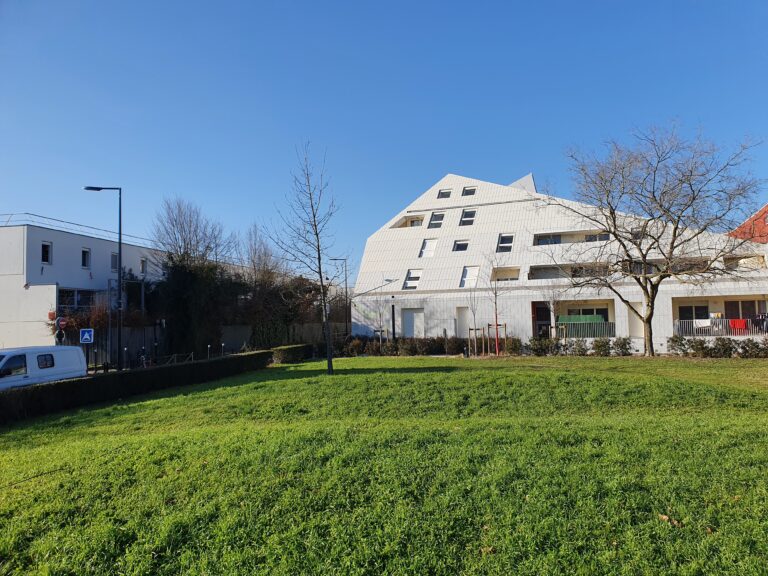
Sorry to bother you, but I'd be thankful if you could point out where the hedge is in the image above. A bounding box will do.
[272,344,313,364]
[0,350,273,425]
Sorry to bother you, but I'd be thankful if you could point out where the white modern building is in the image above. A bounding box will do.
[352,174,768,351]
[0,215,157,348]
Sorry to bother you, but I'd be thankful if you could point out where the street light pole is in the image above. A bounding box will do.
[84,186,123,370]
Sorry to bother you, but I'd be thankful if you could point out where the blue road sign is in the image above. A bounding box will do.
[80,328,94,344]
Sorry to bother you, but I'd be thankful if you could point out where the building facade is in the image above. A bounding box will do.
[352,174,768,352]
[0,220,156,348]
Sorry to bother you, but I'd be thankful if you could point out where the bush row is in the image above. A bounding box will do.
[343,336,468,357]
[0,350,273,425]
[272,344,313,364]
[339,336,634,357]
[667,335,768,358]
[527,337,633,357]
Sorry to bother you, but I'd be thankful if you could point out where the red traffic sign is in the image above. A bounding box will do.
[55,317,68,330]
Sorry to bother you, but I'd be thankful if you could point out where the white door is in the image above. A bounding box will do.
[401,308,425,338]
[456,306,470,338]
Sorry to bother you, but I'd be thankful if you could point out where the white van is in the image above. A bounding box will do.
[0,346,87,391]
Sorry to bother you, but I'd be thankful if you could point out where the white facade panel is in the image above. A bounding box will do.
[353,173,768,351]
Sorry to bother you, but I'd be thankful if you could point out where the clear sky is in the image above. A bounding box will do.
[1,1,766,278]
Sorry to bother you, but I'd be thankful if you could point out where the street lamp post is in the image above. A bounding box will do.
[330,257,349,338]
[84,186,123,370]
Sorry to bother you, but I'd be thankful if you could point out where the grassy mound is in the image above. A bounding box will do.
[2,357,768,574]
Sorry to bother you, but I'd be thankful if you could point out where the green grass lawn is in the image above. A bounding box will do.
[2,357,768,575]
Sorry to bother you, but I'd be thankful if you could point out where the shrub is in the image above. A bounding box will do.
[366,339,382,356]
[382,340,399,356]
[592,338,612,357]
[446,337,467,356]
[272,344,313,364]
[613,337,633,356]
[397,338,418,356]
[570,338,589,356]
[529,337,557,356]
[415,337,444,356]
[505,337,523,356]
[762,337,768,358]
[0,350,273,425]
[345,338,366,357]
[688,338,710,358]
[710,337,736,358]
[667,335,690,356]
[738,338,762,359]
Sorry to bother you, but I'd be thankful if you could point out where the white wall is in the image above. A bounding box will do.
[24,225,157,289]
[352,173,768,351]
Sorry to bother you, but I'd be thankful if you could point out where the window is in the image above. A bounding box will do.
[418,239,436,258]
[631,227,646,241]
[496,234,514,253]
[461,187,476,196]
[111,253,119,272]
[725,300,765,319]
[459,266,479,288]
[41,242,52,264]
[77,290,94,307]
[140,258,148,275]
[81,248,91,269]
[437,189,452,199]
[0,354,27,377]
[37,354,55,369]
[585,233,609,242]
[427,212,445,229]
[567,307,609,321]
[59,289,75,307]
[409,218,422,227]
[679,305,709,321]
[453,240,469,252]
[492,267,520,282]
[571,264,609,278]
[459,209,476,226]
[534,234,561,246]
[402,269,422,290]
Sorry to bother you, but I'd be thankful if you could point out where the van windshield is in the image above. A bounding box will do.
[0,355,4,364]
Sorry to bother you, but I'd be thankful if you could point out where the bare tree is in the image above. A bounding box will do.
[151,197,237,267]
[483,253,517,355]
[464,279,481,355]
[241,223,283,285]
[271,143,339,374]
[549,128,761,355]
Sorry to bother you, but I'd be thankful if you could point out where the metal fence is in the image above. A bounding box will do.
[556,322,616,339]
[674,318,768,338]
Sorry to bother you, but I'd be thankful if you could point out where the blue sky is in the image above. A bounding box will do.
[1,1,766,276]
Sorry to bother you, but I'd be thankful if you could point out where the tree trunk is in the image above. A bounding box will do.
[643,309,655,357]
[494,301,500,356]
[322,299,334,375]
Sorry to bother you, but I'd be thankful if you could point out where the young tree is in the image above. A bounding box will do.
[464,280,481,355]
[483,253,515,355]
[272,143,339,374]
[550,128,761,355]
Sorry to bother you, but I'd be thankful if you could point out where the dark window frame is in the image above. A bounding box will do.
[37,354,55,369]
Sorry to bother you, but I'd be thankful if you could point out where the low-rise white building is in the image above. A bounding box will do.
[352,174,768,352]
[0,215,156,348]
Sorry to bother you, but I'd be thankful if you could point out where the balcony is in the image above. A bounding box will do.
[556,320,616,339]
[674,318,768,338]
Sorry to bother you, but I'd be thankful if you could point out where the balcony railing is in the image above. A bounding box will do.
[556,321,616,339]
[674,318,768,338]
